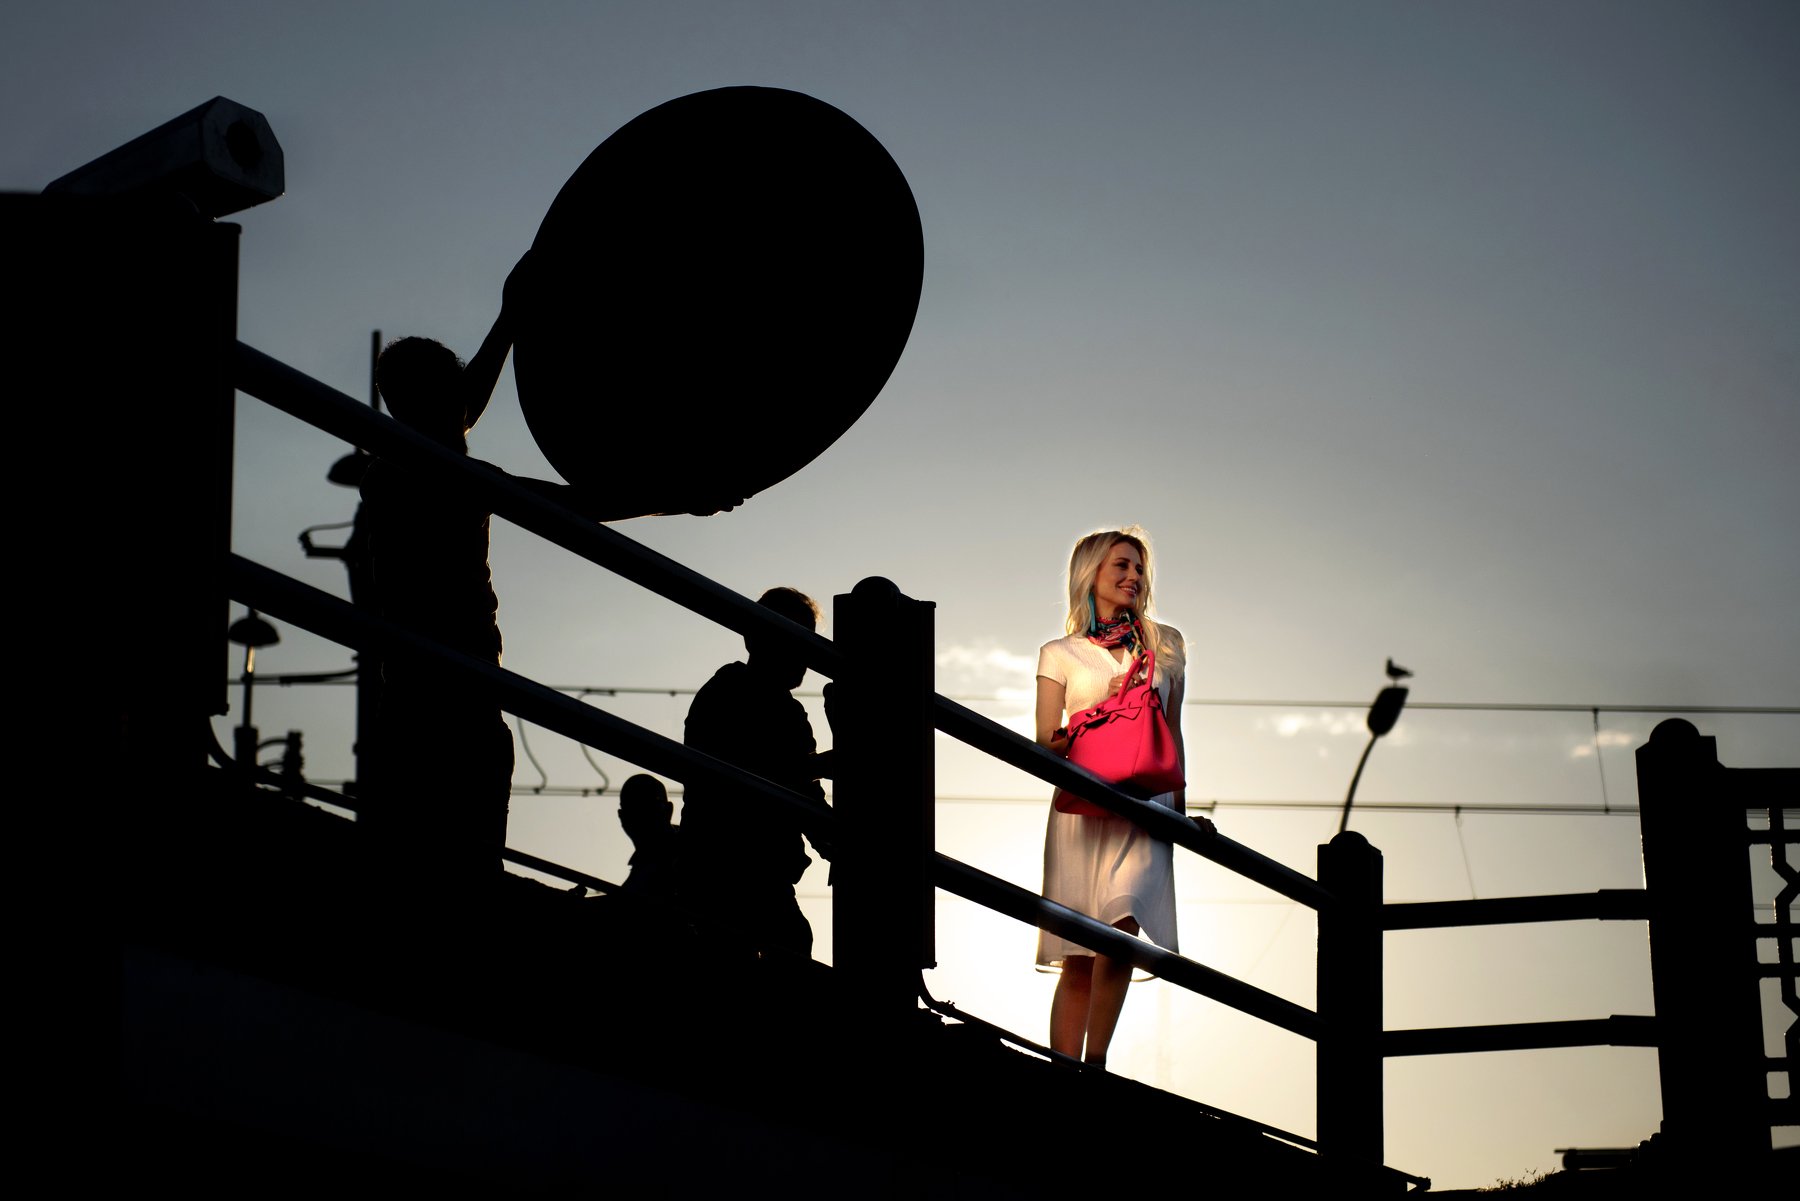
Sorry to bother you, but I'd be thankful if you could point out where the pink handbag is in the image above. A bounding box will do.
[1053,638,1185,816]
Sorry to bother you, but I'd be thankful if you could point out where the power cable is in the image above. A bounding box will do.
[1591,707,1612,815]
[573,690,613,793]
[220,675,1800,716]
[1453,807,1478,900]
[1242,901,1300,979]
[298,777,1680,818]
[940,795,1651,817]
[512,718,551,793]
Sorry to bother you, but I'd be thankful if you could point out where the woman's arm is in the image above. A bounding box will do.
[1036,676,1070,755]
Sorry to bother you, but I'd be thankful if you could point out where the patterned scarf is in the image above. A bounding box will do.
[1086,602,1139,652]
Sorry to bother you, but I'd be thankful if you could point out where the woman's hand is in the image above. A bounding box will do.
[1103,654,1150,695]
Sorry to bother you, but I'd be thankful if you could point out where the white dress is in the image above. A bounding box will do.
[1036,626,1185,968]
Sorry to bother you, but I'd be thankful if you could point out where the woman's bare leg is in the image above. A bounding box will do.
[1082,917,1141,1066]
[1050,956,1094,1057]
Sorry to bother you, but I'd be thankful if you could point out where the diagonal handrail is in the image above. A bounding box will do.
[228,345,1344,1100]
[234,341,840,676]
[933,696,1335,911]
[931,853,1322,1039]
[228,552,1328,1042]
[234,340,1333,915]
[228,554,833,830]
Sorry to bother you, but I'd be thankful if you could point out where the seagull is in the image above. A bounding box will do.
[1386,658,1414,682]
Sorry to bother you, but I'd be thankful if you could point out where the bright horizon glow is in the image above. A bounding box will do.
[253,665,1795,1178]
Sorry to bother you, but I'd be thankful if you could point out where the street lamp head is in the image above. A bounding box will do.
[1367,685,1409,738]
[228,609,279,649]
[326,451,371,487]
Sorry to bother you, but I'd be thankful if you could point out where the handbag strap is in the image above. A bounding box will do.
[1111,618,1156,700]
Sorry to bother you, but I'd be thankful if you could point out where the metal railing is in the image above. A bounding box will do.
[228,340,1790,1181]
[233,348,1331,1008]
[230,341,1360,1159]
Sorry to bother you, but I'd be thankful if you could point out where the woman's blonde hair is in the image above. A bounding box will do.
[1063,526,1174,668]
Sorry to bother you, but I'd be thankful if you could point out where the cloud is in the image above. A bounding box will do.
[1568,730,1634,759]
[1258,712,1365,739]
[936,640,1037,699]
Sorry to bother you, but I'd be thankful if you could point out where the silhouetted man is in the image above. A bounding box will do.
[680,587,834,958]
[361,262,739,879]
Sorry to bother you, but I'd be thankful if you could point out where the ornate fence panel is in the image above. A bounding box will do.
[1637,719,1798,1159]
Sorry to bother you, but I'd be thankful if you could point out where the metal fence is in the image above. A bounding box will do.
[226,340,1797,1181]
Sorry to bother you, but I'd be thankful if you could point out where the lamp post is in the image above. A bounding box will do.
[227,608,279,768]
[296,329,381,799]
[1338,660,1412,834]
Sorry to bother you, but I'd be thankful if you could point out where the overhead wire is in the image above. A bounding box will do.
[573,691,613,793]
[221,674,1800,716]
[1453,807,1478,899]
[296,776,1667,818]
[229,681,1793,845]
[511,718,551,793]
[1591,707,1613,815]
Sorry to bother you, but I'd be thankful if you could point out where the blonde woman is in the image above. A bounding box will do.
[1036,527,1206,1067]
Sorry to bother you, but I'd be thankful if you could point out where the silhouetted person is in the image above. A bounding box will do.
[360,327,512,878]
[617,773,681,906]
[680,587,834,959]
[361,260,740,879]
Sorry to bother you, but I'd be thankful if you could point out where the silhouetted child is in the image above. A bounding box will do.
[617,773,681,905]
[360,329,513,879]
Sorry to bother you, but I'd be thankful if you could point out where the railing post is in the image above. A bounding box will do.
[1636,719,1768,1165]
[833,577,936,1019]
[15,192,239,787]
[1318,830,1384,1169]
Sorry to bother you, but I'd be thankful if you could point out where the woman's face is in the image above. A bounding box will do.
[1092,540,1145,619]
